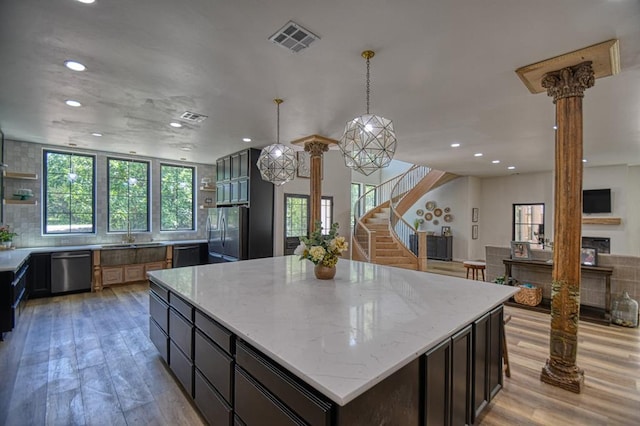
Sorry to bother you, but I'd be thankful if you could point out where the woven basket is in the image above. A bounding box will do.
[514,285,542,306]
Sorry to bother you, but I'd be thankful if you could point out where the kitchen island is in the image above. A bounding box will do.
[147,256,517,425]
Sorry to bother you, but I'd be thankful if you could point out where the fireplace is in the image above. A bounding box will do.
[582,236,610,254]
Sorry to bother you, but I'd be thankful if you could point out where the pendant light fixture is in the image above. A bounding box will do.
[339,50,397,176]
[257,99,297,185]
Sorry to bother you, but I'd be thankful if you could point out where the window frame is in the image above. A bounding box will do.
[159,163,196,232]
[512,203,545,248]
[43,149,96,235]
[107,157,151,233]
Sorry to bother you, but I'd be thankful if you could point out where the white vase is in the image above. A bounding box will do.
[1,241,12,249]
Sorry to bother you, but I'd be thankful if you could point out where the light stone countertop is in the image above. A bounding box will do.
[148,256,518,405]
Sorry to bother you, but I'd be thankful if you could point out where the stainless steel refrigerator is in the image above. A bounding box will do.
[207,206,249,262]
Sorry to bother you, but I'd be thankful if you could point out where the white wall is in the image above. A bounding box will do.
[479,164,639,256]
[273,150,352,257]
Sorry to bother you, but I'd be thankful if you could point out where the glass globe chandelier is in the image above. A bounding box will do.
[339,50,397,176]
[257,99,297,185]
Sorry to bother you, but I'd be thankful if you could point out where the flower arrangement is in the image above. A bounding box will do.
[0,225,17,242]
[294,221,348,267]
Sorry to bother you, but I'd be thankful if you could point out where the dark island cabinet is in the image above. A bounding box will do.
[27,252,51,298]
[148,280,505,426]
[0,259,29,339]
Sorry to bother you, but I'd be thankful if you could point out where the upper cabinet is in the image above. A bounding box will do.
[216,148,266,206]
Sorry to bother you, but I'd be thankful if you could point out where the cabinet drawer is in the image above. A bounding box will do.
[149,280,168,302]
[170,293,193,321]
[195,310,233,354]
[145,261,165,273]
[236,342,332,426]
[194,329,233,403]
[124,264,145,282]
[170,341,193,397]
[149,291,168,334]
[102,266,123,286]
[169,308,193,358]
[235,366,303,426]
[149,317,169,363]
[194,370,232,426]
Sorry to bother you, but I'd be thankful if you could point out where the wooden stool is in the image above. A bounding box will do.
[463,260,486,281]
[503,314,512,378]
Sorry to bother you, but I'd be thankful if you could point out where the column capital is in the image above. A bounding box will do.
[304,141,329,157]
[541,61,595,103]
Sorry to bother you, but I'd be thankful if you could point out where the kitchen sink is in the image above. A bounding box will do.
[100,242,166,249]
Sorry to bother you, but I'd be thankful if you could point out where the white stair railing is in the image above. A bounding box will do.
[388,166,432,255]
[352,165,428,261]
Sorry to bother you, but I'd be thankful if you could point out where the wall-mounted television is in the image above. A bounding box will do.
[583,188,611,214]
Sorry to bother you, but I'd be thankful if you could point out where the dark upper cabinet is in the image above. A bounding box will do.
[27,253,51,298]
[216,148,269,207]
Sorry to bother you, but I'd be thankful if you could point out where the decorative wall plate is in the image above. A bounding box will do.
[444,207,451,213]
[419,218,424,223]
[425,201,436,211]
[433,219,439,225]
[434,208,443,217]
[425,212,433,221]
[416,209,424,216]
[444,214,453,223]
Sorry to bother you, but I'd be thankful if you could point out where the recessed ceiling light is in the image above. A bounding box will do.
[507,166,516,170]
[76,0,95,4]
[68,143,77,147]
[65,99,82,107]
[582,159,588,163]
[553,125,558,130]
[91,132,102,137]
[180,146,192,151]
[450,143,460,148]
[474,153,483,157]
[64,60,86,71]
[492,160,500,164]
[242,138,252,143]
[169,122,183,128]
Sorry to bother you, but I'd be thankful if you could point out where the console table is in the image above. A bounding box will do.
[503,258,613,324]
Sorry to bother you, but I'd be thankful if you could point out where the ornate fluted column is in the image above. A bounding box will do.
[539,62,595,393]
[292,135,338,233]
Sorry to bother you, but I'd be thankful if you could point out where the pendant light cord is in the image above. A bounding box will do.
[366,56,370,115]
[276,101,280,143]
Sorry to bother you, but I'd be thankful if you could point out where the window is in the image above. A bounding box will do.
[513,203,545,248]
[160,164,195,231]
[43,150,95,234]
[351,183,361,227]
[364,184,377,212]
[320,196,334,235]
[108,158,150,232]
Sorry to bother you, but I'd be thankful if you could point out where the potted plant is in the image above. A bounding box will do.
[0,225,17,248]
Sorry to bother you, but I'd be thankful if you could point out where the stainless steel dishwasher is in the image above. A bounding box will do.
[51,251,92,294]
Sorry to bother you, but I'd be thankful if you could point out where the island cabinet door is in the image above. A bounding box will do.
[472,313,490,423]
[488,306,504,400]
[194,329,234,403]
[194,369,233,426]
[451,325,472,426]
[235,341,333,426]
[424,338,451,426]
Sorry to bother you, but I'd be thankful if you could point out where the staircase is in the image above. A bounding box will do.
[352,166,458,271]
[363,207,417,270]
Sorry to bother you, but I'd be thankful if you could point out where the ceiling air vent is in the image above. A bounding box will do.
[269,21,320,53]
[180,111,208,123]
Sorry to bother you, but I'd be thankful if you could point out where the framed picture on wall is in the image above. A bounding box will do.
[471,224,478,240]
[297,151,311,178]
[472,207,479,222]
[580,247,597,266]
[441,226,451,236]
[510,241,531,259]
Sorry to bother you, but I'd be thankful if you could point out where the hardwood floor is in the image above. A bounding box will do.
[1,279,638,425]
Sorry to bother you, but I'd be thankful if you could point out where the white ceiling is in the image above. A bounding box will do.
[1,0,639,177]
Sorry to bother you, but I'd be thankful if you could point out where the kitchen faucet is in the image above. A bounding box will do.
[123,220,135,243]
